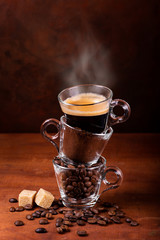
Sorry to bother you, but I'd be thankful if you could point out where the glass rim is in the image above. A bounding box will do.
[58,84,113,107]
[60,115,113,137]
[53,155,106,170]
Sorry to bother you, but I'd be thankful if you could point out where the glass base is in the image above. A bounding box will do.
[62,196,99,209]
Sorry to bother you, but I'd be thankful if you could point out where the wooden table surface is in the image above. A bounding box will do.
[0,133,160,240]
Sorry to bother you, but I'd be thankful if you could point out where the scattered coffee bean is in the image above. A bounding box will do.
[26,214,34,220]
[41,211,48,217]
[35,228,47,233]
[39,219,49,225]
[15,206,24,212]
[53,204,59,210]
[97,219,107,226]
[46,212,53,219]
[110,216,122,224]
[77,220,86,226]
[9,198,18,203]
[125,217,132,223]
[58,208,64,214]
[56,227,64,234]
[9,207,15,212]
[63,220,72,226]
[61,224,70,232]
[24,204,33,210]
[49,209,58,215]
[32,212,41,218]
[108,210,116,216]
[56,217,63,223]
[77,230,88,236]
[75,210,84,218]
[116,210,125,218]
[14,220,24,226]
[35,210,41,215]
[90,208,99,214]
[130,220,139,226]
[87,218,97,224]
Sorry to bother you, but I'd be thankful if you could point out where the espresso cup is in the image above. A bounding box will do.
[58,84,131,133]
[53,155,123,208]
[40,115,113,165]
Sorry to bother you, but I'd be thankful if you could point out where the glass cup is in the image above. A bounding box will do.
[53,155,123,208]
[41,115,113,165]
[58,84,131,133]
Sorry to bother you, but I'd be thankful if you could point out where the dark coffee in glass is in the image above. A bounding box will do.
[62,93,109,133]
[58,84,131,134]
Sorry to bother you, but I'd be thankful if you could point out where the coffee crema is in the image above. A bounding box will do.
[61,93,109,116]
[60,93,110,133]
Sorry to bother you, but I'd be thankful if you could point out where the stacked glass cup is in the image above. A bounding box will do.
[41,84,131,208]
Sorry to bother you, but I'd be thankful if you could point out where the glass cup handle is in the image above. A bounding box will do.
[100,166,123,196]
[109,99,131,126]
[40,118,60,152]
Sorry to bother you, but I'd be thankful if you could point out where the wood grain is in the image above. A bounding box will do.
[0,133,160,239]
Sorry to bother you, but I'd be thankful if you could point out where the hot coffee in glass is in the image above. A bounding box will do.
[62,92,109,133]
[58,84,131,134]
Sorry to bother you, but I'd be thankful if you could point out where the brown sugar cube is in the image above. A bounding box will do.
[35,188,54,209]
[18,190,37,207]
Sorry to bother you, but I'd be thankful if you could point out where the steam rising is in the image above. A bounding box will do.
[63,38,116,88]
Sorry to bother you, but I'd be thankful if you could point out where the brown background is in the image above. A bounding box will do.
[0,0,159,133]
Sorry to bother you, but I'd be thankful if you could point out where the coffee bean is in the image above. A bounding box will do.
[14,220,24,226]
[26,214,34,220]
[38,208,46,212]
[87,171,93,177]
[9,198,18,203]
[41,211,48,217]
[63,220,72,226]
[56,227,64,234]
[35,210,41,215]
[32,212,41,218]
[57,200,64,207]
[90,208,99,214]
[75,211,84,218]
[81,216,88,221]
[97,219,107,226]
[125,217,132,223]
[35,228,47,233]
[110,216,121,224]
[87,218,97,224]
[15,206,24,212]
[56,217,63,223]
[39,219,49,225]
[66,185,74,191]
[53,204,59,210]
[46,212,53,219]
[62,225,70,232]
[97,207,106,212]
[77,230,88,236]
[116,210,125,218]
[108,210,116,216]
[24,204,33,210]
[84,181,92,188]
[58,208,64,214]
[69,216,77,222]
[77,220,86,226]
[72,182,77,187]
[130,220,139,226]
[56,222,62,227]
[49,209,58,215]
[9,207,15,212]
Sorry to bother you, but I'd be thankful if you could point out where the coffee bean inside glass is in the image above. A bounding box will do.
[58,85,111,133]
[58,84,131,133]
